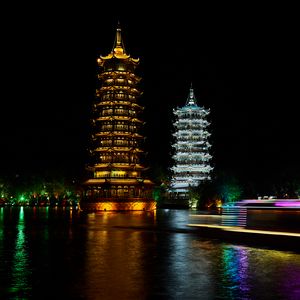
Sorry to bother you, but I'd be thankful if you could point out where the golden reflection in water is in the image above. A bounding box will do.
[84,213,148,299]
[152,209,157,225]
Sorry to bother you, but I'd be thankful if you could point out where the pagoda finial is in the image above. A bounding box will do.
[112,21,126,55]
[186,83,197,105]
[99,22,138,63]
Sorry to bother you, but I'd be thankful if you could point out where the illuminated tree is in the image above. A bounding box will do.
[217,175,243,203]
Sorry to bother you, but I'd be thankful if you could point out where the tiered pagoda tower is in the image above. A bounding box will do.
[81,24,155,211]
[169,85,213,204]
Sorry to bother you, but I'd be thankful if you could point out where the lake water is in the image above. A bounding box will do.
[0,207,300,299]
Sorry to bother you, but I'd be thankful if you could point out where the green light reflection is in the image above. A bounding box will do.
[10,207,31,297]
[221,245,250,299]
[0,207,3,259]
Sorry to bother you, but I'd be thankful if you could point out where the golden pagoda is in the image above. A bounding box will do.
[81,24,156,211]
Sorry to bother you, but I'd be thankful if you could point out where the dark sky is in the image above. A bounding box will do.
[0,4,299,187]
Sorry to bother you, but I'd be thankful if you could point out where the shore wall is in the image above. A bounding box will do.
[80,200,156,211]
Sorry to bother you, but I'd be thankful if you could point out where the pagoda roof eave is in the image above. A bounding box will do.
[95,132,144,138]
[98,55,139,64]
[94,146,144,153]
[96,116,143,122]
[84,178,154,185]
[94,163,145,170]
[94,147,143,152]
[98,71,141,80]
[95,102,144,110]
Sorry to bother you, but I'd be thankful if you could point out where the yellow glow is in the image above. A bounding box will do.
[111,171,126,177]
[81,201,156,211]
[95,171,110,178]
[187,224,300,237]
[215,199,222,208]
[190,215,222,218]
[226,227,300,237]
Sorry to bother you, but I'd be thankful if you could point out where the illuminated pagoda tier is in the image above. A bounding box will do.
[169,85,213,205]
[81,24,155,211]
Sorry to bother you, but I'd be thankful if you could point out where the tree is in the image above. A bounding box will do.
[217,174,243,203]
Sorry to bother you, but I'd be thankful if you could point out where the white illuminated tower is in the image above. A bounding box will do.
[169,85,213,202]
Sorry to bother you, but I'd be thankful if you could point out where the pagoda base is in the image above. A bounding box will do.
[80,198,156,211]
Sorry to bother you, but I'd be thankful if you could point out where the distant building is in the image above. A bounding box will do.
[81,24,155,211]
[169,85,213,205]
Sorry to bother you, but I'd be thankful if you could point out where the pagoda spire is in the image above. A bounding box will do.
[112,21,126,55]
[99,22,139,63]
[186,83,197,106]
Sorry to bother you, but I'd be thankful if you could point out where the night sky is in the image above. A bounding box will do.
[1,4,299,189]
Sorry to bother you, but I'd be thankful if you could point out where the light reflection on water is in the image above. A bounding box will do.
[221,245,250,299]
[10,207,31,297]
[0,207,299,299]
